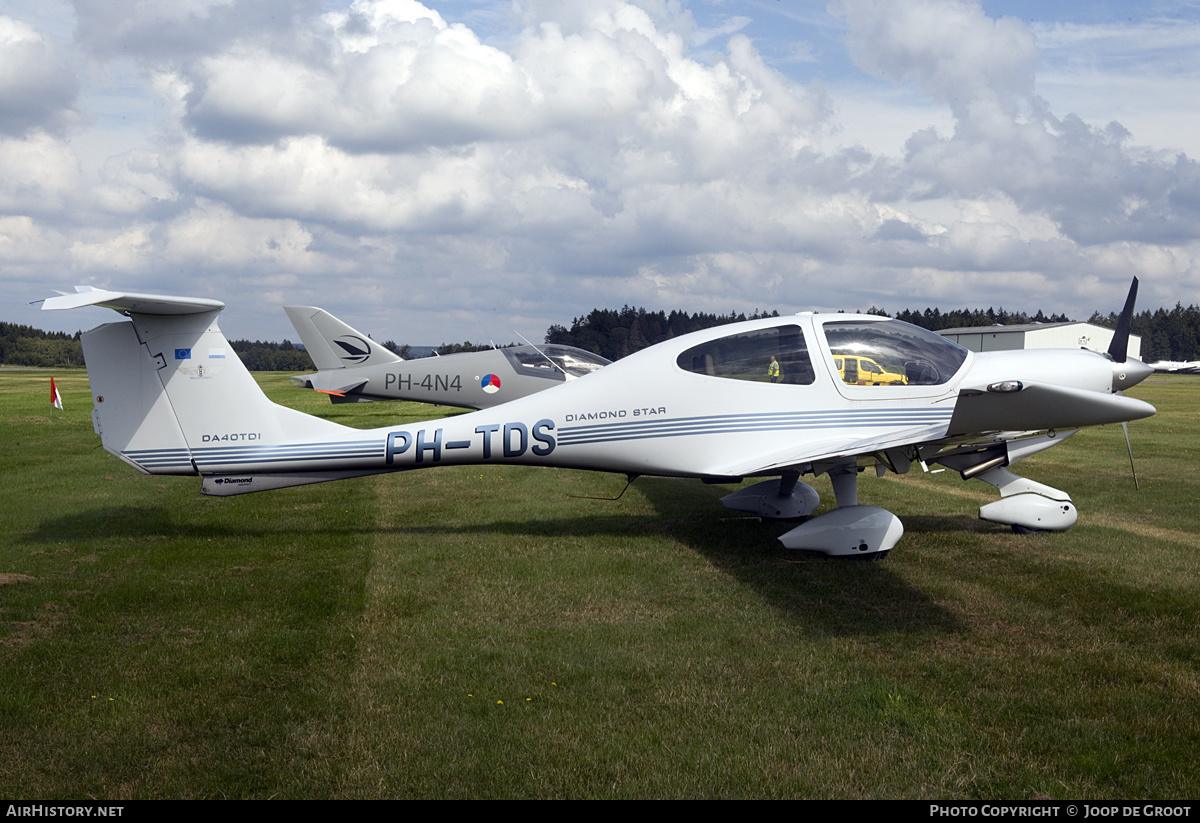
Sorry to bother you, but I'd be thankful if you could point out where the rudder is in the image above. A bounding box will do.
[81,319,194,474]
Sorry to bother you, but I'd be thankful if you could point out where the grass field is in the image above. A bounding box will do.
[1,367,1197,799]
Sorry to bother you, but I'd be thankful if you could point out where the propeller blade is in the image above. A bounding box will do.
[1107,277,1139,364]
[1122,420,1140,491]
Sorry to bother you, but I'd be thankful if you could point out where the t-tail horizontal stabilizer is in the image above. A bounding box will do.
[42,286,224,315]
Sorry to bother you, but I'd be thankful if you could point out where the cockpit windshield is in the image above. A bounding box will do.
[503,345,611,380]
[821,319,968,386]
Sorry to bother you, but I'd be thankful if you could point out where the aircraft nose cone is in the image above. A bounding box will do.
[1113,357,1153,392]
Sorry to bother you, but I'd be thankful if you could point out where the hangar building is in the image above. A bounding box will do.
[938,322,1142,359]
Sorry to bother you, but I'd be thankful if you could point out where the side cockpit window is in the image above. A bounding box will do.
[822,320,968,387]
[676,324,815,385]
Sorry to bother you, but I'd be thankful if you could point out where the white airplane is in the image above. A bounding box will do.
[42,281,1155,559]
[283,305,610,409]
[1148,360,1200,374]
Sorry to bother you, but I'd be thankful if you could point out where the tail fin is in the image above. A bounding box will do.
[45,288,352,478]
[283,306,402,371]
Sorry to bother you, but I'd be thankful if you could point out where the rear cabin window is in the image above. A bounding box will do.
[676,324,815,385]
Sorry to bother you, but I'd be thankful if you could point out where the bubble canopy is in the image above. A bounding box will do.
[502,344,611,380]
[675,317,969,388]
[820,319,969,386]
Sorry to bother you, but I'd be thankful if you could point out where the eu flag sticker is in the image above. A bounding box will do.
[175,348,192,360]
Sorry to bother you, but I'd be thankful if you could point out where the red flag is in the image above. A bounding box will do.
[50,377,63,410]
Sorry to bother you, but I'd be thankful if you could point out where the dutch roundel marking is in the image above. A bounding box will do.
[480,374,502,394]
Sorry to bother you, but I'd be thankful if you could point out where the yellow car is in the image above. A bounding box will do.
[833,355,908,386]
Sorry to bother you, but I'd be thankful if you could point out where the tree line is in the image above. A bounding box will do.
[545,306,780,361]
[229,339,314,371]
[0,323,318,371]
[886,307,1072,330]
[545,304,1200,363]
[0,322,85,367]
[6,303,1200,368]
[1092,304,1200,364]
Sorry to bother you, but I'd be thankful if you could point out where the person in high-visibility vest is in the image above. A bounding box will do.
[768,356,780,383]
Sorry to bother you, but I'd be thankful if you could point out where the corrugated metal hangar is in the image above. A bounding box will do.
[939,322,1142,359]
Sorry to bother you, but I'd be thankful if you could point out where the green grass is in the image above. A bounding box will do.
[1,368,1197,798]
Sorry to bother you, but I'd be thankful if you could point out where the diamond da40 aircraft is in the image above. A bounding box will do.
[43,281,1155,558]
[284,305,610,409]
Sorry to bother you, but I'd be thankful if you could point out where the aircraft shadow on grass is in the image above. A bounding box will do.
[26,480,966,638]
[31,490,1189,653]
[631,476,970,637]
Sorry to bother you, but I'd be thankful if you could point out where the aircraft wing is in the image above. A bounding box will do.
[709,421,954,478]
[41,286,224,315]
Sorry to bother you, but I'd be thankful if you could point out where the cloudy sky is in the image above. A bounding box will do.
[5,0,1200,345]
